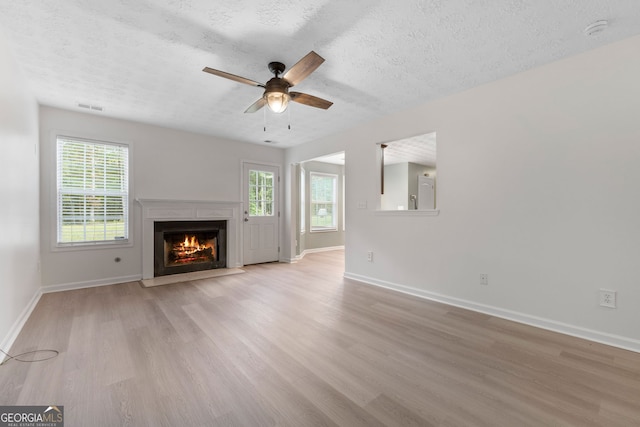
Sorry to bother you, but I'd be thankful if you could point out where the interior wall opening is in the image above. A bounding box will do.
[379,132,437,211]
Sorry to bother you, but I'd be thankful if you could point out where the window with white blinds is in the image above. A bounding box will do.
[56,136,129,245]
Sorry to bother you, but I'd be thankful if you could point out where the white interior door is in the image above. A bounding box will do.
[243,162,279,264]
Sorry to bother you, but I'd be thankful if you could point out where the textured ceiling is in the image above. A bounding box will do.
[308,132,437,166]
[1,1,639,148]
[385,132,437,167]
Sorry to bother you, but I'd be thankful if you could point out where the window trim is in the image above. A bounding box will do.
[310,172,338,232]
[342,174,345,231]
[52,132,133,251]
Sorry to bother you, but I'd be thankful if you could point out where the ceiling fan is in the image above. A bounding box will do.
[203,51,333,114]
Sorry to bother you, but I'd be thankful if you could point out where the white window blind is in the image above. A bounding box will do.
[56,136,129,245]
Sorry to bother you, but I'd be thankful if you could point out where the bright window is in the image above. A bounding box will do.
[342,175,345,231]
[56,136,129,245]
[249,170,275,216]
[310,172,337,231]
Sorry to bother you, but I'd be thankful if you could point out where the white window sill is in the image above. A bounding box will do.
[310,228,338,233]
[52,239,132,252]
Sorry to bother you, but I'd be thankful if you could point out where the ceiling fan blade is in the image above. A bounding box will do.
[203,67,264,87]
[282,51,325,86]
[290,92,333,109]
[244,98,267,113]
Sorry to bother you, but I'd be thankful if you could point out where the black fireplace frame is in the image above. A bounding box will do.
[154,220,227,277]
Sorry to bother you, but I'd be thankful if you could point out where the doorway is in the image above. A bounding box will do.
[296,152,345,260]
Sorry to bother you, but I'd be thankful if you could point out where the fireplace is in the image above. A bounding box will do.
[154,220,226,277]
[138,199,241,280]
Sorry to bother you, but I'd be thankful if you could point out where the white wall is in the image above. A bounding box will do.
[286,35,640,351]
[0,34,41,353]
[39,107,284,289]
[381,163,408,210]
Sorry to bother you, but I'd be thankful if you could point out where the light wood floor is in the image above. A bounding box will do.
[1,250,639,426]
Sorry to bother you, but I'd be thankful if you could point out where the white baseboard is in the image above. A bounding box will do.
[41,274,142,294]
[281,246,344,264]
[344,272,640,354]
[301,246,344,258]
[303,245,344,255]
[0,289,42,363]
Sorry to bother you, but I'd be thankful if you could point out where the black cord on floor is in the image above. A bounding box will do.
[0,348,59,366]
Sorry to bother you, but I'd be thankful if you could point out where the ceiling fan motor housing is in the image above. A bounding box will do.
[264,77,290,95]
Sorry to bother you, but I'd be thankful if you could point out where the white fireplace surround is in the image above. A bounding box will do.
[137,199,243,279]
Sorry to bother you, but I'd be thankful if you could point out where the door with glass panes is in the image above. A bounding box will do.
[243,162,279,264]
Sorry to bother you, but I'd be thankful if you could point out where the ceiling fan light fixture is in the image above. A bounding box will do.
[265,90,290,113]
[264,77,291,113]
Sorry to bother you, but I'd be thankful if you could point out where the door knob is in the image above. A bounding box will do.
[244,218,249,222]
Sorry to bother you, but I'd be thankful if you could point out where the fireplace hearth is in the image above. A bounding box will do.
[154,220,226,277]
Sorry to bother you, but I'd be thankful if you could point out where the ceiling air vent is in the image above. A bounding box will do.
[77,103,104,112]
[584,20,608,36]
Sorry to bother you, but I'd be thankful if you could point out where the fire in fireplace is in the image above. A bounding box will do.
[166,233,216,266]
[154,220,226,277]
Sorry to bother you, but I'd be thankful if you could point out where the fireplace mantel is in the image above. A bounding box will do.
[137,199,242,279]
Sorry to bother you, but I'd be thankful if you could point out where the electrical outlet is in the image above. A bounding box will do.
[599,289,617,308]
[367,251,373,262]
[480,274,489,285]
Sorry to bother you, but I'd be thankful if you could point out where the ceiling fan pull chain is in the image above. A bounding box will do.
[288,106,291,130]
[264,106,267,132]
